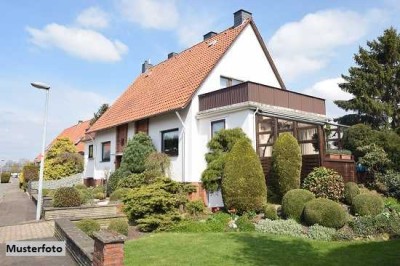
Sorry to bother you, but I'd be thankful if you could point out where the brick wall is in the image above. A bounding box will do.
[44,204,119,220]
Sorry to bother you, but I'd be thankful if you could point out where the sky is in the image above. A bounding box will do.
[1,0,399,161]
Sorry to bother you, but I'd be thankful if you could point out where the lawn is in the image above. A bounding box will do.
[125,232,400,266]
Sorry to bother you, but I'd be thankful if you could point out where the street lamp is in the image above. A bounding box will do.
[0,159,4,179]
[31,82,50,221]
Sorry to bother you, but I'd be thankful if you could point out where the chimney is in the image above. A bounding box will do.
[203,31,217,40]
[78,120,83,124]
[234,9,252,27]
[141,60,153,73]
[168,52,177,59]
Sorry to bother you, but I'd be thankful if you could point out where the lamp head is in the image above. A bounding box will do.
[31,82,50,90]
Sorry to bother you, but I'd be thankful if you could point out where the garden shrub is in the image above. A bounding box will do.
[18,172,24,188]
[282,189,315,221]
[108,219,129,236]
[117,173,147,189]
[76,219,100,237]
[78,188,93,205]
[344,182,360,205]
[93,185,105,194]
[303,198,347,229]
[384,197,400,213]
[1,172,11,183]
[302,167,344,201]
[42,189,53,197]
[357,144,391,175]
[352,193,384,216]
[307,224,336,241]
[263,204,278,220]
[107,168,129,195]
[170,213,231,233]
[201,128,249,192]
[270,133,302,200]
[342,124,376,159]
[186,200,205,216]
[123,177,190,232]
[333,226,355,241]
[375,170,400,200]
[222,139,267,213]
[236,215,255,232]
[74,184,87,190]
[349,211,400,238]
[144,152,171,177]
[94,192,106,200]
[255,219,306,238]
[22,164,39,183]
[53,187,81,207]
[109,188,131,201]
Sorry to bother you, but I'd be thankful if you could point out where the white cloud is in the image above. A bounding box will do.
[117,0,179,30]
[27,23,128,62]
[176,13,216,47]
[268,9,383,81]
[303,77,353,118]
[76,6,110,29]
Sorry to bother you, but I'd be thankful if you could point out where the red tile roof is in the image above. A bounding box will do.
[88,20,252,132]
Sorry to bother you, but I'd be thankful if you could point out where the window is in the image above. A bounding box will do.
[211,120,225,137]
[162,129,179,156]
[101,141,111,162]
[220,76,242,88]
[88,145,93,159]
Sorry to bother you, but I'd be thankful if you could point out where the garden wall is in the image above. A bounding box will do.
[43,204,121,220]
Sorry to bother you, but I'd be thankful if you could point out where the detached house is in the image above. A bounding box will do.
[84,10,355,206]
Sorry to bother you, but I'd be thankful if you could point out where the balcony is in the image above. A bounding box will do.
[198,81,325,115]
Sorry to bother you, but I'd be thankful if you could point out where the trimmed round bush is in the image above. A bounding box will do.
[76,219,100,237]
[271,133,302,200]
[303,198,347,229]
[352,193,384,216]
[1,172,11,183]
[222,139,267,213]
[344,182,360,205]
[53,187,81,207]
[109,188,131,201]
[263,204,278,220]
[108,219,129,236]
[302,167,344,201]
[282,189,315,221]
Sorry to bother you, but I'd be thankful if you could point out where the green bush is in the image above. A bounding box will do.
[342,124,376,159]
[108,219,129,236]
[170,213,231,233]
[255,219,306,238]
[1,172,11,183]
[352,193,384,216]
[263,204,278,220]
[375,170,400,200]
[110,188,131,201]
[107,168,129,195]
[145,152,171,177]
[358,144,391,175]
[303,198,347,229]
[222,139,267,213]
[333,226,355,241]
[349,211,400,238]
[117,173,147,189]
[74,184,87,190]
[42,189,55,197]
[270,133,302,201]
[236,215,255,232]
[384,197,400,213]
[78,188,93,205]
[344,182,360,205]
[186,200,205,216]
[76,219,101,237]
[307,224,336,241]
[22,164,39,183]
[92,185,105,194]
[201,128,250,192]
[94,192,106,200]
[53,187,81,207]
[282,189,315,222]
[302,167,344,201]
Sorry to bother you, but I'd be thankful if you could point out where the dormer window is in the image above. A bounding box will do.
[220,76,242,88]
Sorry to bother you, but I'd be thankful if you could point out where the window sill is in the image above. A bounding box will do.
[100,160,110,163]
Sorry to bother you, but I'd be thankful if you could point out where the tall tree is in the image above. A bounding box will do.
[335,27,400,130]
[90,103,109,125]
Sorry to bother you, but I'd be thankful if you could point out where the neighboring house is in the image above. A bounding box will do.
[35,120,90,164]
[84,10,354,206]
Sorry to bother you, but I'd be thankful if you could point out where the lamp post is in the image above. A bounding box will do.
[31,82,50,221]
[0,159,4,178]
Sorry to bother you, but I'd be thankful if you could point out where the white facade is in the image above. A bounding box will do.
[83,23,282,187]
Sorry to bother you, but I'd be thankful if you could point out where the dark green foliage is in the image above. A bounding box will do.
[22,164,39,182]
[108,219,129,236]
[1,172,11,183]
[122,177,190,232]
[302,167,344,201]
[282,189,315,221]
[236,215,255,232]
[76,219,101,237]
[335,28,400,130]
[117,173,147,189]
[107,168,127,195]
[186,200,205,216]
[44,137,83,180]
[350,211,400,238]
[53,187,81,207]
[358,145,391,174]
[201,128,250,192]
[342,124,377,158]
[263,204,278,220]
[271,133,302,200]
[170,213,231,233]
[222,139,267,213]
[90,103,109,125]
[119,132,156,174]
[352,193,384,216]
[344,182,360,205]
[384,197,400,213]
[109,188,132,201]
[303,198,347,229]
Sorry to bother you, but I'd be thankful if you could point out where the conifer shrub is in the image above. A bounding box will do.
[53,187,81,207]
[352,193,384,216]
[270,133,302,200]
[110,188,131,201]
[344,182,360,205]
[302,167,344,201]
[107,168,129,195]
[303,198,347,229]
[222,139,267,213]
[186,200,205,216]
[282,189,315,221]
[108,219,129,236]
[76,219,100,237]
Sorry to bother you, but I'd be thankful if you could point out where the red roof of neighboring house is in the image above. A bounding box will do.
[89,19,256,132]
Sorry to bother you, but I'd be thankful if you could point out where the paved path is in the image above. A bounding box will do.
[0,221,54,243]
